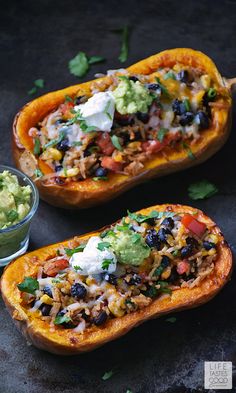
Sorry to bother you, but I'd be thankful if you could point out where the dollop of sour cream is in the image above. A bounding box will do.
[69,236,117,275]
[74,91,115,132]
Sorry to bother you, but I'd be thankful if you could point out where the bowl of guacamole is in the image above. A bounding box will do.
[0,165,39,266]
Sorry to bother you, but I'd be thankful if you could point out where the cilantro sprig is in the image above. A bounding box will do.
[127,210,174,223]
[64,244,86,256]
[188,180,218,200]
[28,79,45,96]
[17,277,39,295]
[111,135,123,151]
[157,127,168,143]
[68,52,105,78]
[54,314,72,325]
[118,26,129,63]
[102,259,114,270]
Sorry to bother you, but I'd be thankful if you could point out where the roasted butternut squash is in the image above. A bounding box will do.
[0,204,232,355]
[13,48,235,208]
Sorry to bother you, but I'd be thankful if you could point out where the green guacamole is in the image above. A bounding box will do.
[112,77,153,115]
[104,228,151,266]
[0,171,32,230]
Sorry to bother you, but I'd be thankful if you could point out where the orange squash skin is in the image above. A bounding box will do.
[0,204,233,355]
[12,48,233,209]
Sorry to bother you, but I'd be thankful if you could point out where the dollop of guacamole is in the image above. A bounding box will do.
[0,171,32,229]
[112,76,153,115]
[104,228,151,266]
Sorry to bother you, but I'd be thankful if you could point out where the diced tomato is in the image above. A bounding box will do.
[181,214,206,238]
[177,260,190,275]
[96,132,115,156]
[43,258,69,277]
[142,140,165,154]
[101,156,123,172]
[60,101,74,115]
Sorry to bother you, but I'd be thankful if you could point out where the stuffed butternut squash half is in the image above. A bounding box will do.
[13,48,234,208]
[0,204,232,355]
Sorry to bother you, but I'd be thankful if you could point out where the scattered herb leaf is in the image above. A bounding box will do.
[131,233,141,244]
[28,79,45,95]
[127,210,174,223]
[102,370,114,381]
[207,88,216,99]
[17,277,39,295]
[74,265,82,271]
[93,176,108,181]
[97,241,111,251]
[88,56,105,65]
[64,244,86,256]
[33,137,41,155]
[68,52,89,77]
[65,95,74,103]
[155,77,170,98]
[54,314,71,325]
[111,135,123,151]
[182,142,195,160]
[102,259,114,270]
[164,71,176,80]
[188,180,218,200]
[34,169,43,178]
[118,26,129,63]
[157,127,168,143]
[43,130,66,149]
[183,98,191,111]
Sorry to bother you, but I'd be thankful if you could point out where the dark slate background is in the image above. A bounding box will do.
[0,1,235,392]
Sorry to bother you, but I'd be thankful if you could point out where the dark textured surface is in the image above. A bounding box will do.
[0,1,236,392]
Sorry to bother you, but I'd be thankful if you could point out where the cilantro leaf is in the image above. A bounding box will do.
[102,259,114,270]
[164,71,176,80]
[118,26,129,63]
[43,130,66,149]
[92,176,108,181]
[127,210,174,223]
[64,244,86,256]
[182,142,195,160]
[68,52,89,77]
[97,242,111,251]
[17,277,39,295]
[74,265,82,271]
[88,56,105,65]
[155,77,170,98]
[166,317,177,323]
[33,137,41,155]
[65,95,74,103]
[54,314,71,325]
[34,169,43,178]
[102,370,114,381]
[28,87,37,96]
[183,98,191,112]
[131,233,141,243]
[34,79,44,88]
[157,127,168,143]
[188,180,218,200]
[111,135,123,151]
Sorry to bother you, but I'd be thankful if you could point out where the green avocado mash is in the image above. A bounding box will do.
[0,171,32,229]
[104,228,151,266]
[112,76,153,115]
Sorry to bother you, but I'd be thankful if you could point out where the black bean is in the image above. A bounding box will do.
[176,70,189,83]
[56,138,70,152]
[40,304,52,316]
[104,273,117,285]
[43,285,53,298]
[158,227,172,243]
[146,83,160,91]
[55,177,65,185]
[71,283,87,300]
[55,165,63,172]
[203,241,216,250]
[128,274,142,285]
[179,112,194,126]
[168,267,179,284]
[180,245,193,258]
[195,111,209,130]
[146,229,161,249]
[75,95,87,105]
[162,217,174,230]
[81,311,90,322]
[136,112,149,123]
[172,99,186,115]
[114,112,134,126]
[93,311,108,326]
[54,119,64,126]
[129,76,139,82]
[186,237,199,249]
[94,167,108,177]
[161,255,170,268]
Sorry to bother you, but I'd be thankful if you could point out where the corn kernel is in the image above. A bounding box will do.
[161,266,171,280]
[108,298,126,317]
[40,294,53,305]
[200,74,211,89]
[48,148,63,161]
[128,141,141,150]
[66,167,80,177]
[113,152,123,162]
[194,90,205,104]
[86,276,96,286]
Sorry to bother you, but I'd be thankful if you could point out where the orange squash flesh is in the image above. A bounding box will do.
[12,48,234,208]
[0,204,232,355]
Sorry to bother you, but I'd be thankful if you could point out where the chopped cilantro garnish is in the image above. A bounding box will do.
[92,176,108,181]
[164,71,176,80]
[28,79,45,96]
[118,26,129,63]
[102,370,114,381]
[44,130,66,149]
[127,210,174,223]
[111,135,123,151]
[182,142,195,160]
[97,241,111,251]
[74,265,82,271]
[17,277,39,295]
[54,314,71,325]
[207,88,216,99]
[155,77,171,98]
[66,109,96,133]
[64,244,86,256]
[33,137,41,155]
[188,180,218,200]
[183,98,191,112]
[34,169,43,178]
[72,141,82,147]
[68,52,106,78]
[157,127,168,143]
[102,259,114,270]
[104,100,113,120]
[65,95,74,103]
